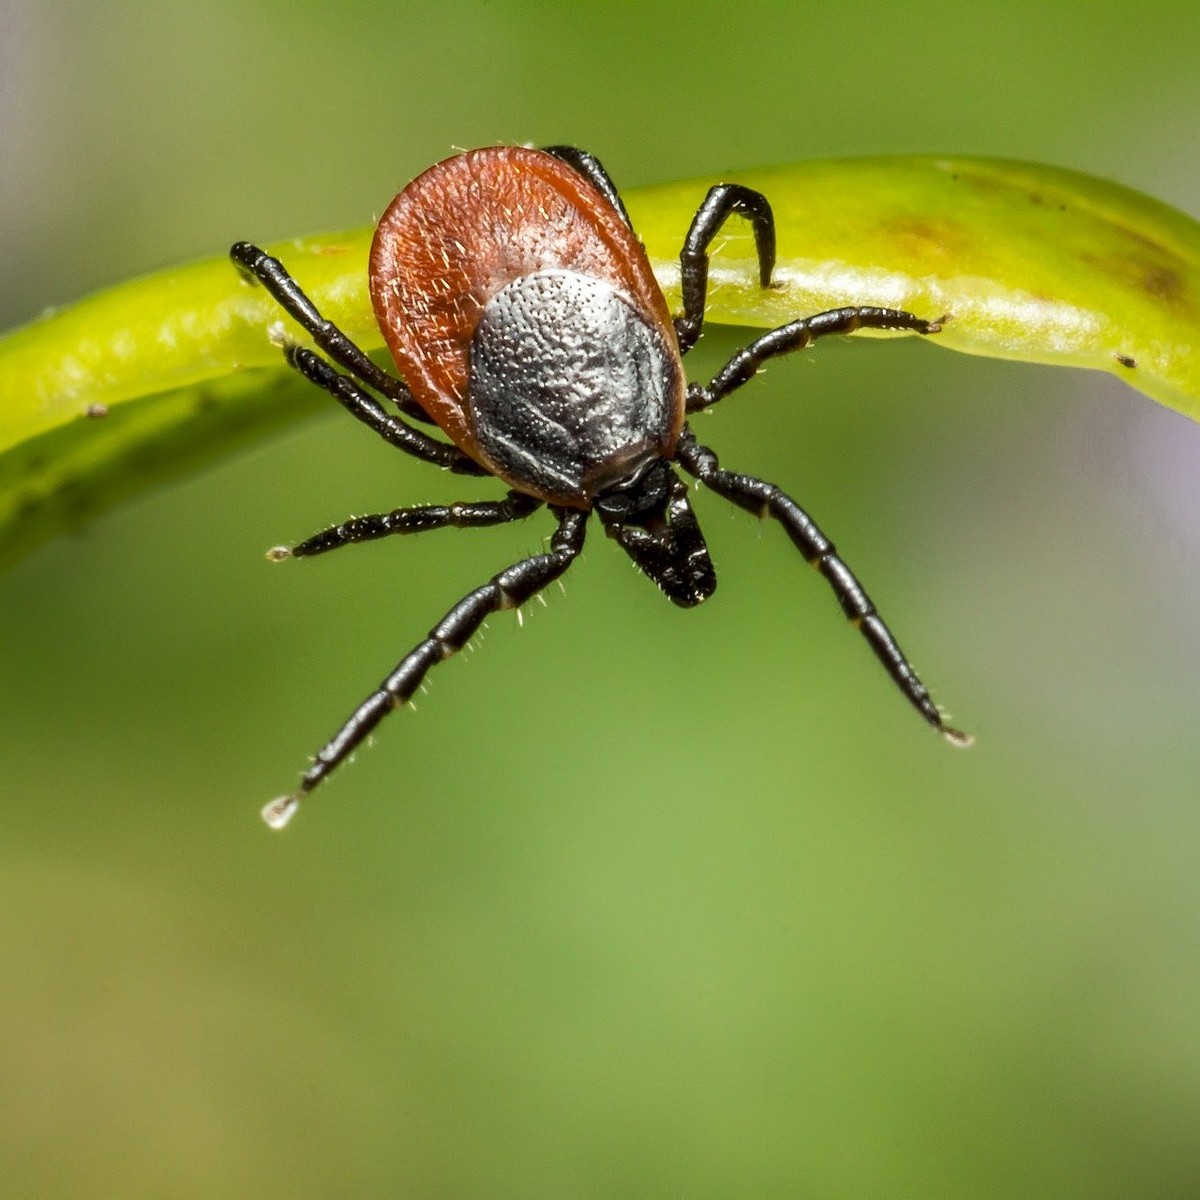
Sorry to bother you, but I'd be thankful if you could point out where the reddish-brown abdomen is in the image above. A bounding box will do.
[368,146,683,499]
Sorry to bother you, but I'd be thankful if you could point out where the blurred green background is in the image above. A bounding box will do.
[3,1,1200,1196]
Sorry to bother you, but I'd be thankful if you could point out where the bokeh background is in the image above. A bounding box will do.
[3,1,1200,1196]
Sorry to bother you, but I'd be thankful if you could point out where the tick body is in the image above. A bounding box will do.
[231,145,969,828]
[371,148,684,506]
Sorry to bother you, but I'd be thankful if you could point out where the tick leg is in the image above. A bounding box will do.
[273,490,542,559]
[283,344,487,476]
[230,240,433,425]
[675,184,776,354]
[541,145,634,230]
[687,306,942,413]
[675,430,970,746]
[262,507,588,828]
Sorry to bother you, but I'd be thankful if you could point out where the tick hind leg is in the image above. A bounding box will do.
[262,507,588,828]
[675,430,970,746]
[540,145,634,230]
[675,183,777,353]
[230,240,432,424]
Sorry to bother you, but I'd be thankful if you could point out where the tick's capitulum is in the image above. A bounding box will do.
[231,144,970,828]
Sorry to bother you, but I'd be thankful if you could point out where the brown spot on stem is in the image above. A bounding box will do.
[1140,263,1184,303]
[1079,249,1194,319]
[880,214,971,263]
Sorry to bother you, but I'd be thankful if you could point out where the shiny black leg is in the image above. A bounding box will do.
[230,240,434,425]
[283,345,486,476]
[688,306,943,412]
[272,491,542,559]
[675,184,777,354]
[541,145,634,230]
[675,429,970,745]
[262,507,588,827]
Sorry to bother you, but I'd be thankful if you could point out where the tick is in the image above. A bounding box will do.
[231,145,970,828]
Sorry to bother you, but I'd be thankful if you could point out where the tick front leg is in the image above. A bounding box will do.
[261,507,588,828]
[676,430,970,746]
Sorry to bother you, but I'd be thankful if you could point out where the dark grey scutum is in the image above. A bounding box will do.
[467,270,678,502]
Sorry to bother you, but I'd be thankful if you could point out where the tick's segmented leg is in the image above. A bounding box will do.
[283,345,487,476]
[687,306,942,412]
[230,240,433,424]
[541,145,634,231]
[272,491,543,559]
[675,430,970,745]
[262,507,588,828]
[675,184,776,354]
